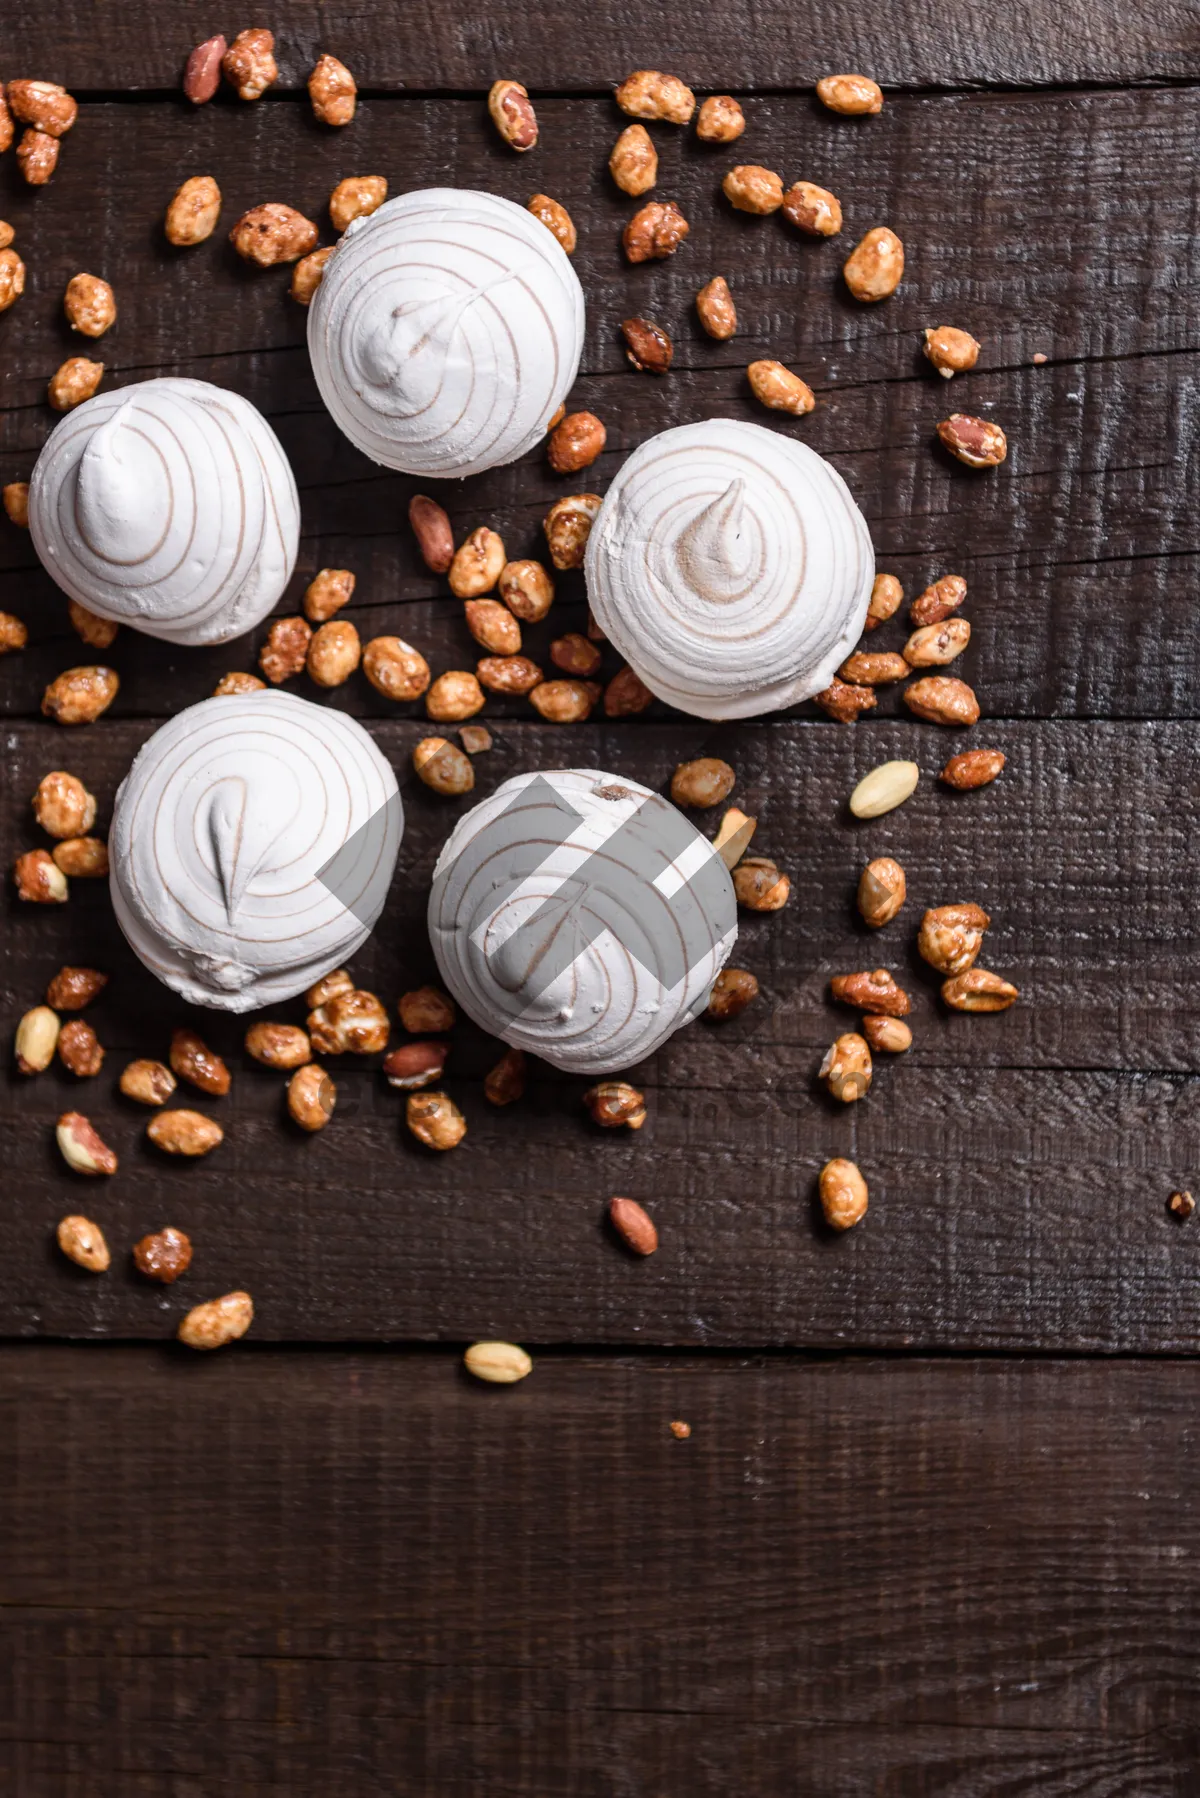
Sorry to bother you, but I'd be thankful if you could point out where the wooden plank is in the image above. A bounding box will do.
[1,1348,1198,1795]
[3,715,1199,1348]
[6,0,1199,91]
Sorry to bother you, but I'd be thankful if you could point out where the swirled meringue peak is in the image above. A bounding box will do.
[585,418,875,719]
[428,769,737,1075]
[28,377,300,646]
[308,188,585,477]
[110,691,402,1012]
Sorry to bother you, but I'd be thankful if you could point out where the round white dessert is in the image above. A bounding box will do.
[110,691,402,1011]
[28,377,299,646]
[428,769,737,1075]
[585,417,874,719]
[308,187,585,478]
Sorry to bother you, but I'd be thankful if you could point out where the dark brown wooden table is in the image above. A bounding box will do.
[3,4,1200,1791]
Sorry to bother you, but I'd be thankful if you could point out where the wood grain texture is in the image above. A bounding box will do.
[2,1347,1199,1796]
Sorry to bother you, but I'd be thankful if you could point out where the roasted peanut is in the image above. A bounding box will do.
[941,968,1019,1012]
[748,359,815,414]
[819,1034,872,1102]
[938,413,1007,468]
[622,315,673,373]
[941,749,1006,790]
[544,493,601,569]
[7,80,77,136]
[165,175,222,246]
[814,679,877,722]
[288,1063,336,1131]
[184,34,226,104]
[64,273,116,338]
[1170,1191,1196,1221]
[529,678,596,723]
[0,611,28,652]
[695,276,737,340]
[290,245,335,304]
[133,1227,192,1282]
[488,78,538,150]
[406,1090,466,1150]
[0,94,10,154]
[864,572,903,631]
[604,666,653,716]
[245,1022,311,1069]
[17,129,59,185]
[477,655,544,695]
[413,735,475,796]
[609,124,657,195]
[68,600,118,649]
[924,326,981,378]
[495,567,552,633]
[49,358,104,411]
[58,1018,103,1077]
[398,986,455,1034]
[16,1005,60,1073]
[0,248,25,311]
[528,193,576,253]
[329,174,385,231]
[723,165,783,213]
[733,856,791,911]
[384,1041,449,1089]
[2,481,28,526]
[464,1340,531,1383]
[222,29,277,100]
[857,857,907,928]
[863,1014,912,1053]
[169,1029,231,1096]
[14,849,67,902]
[306,969,353,1008]
[409,494,455,573]
[259,616,311,684]
[623,200,689,263]
[460,724,492,754]
[307,989,390,1055]
[363,636,431,702]
[309,53,356,126]
[919,903,991,976]
[615,70,695,124]
[550,633,601,677]
[56,1112,117,1175]
[695,94,745,142]
[148,1109,224,1156]
[707,967,759,1019]
[843,227,904,302]
[904,675,980,726]
[302,568,355,625]
[119,1059,176,1106]
[830,968,910,1016]
[178,1291,253,1349]
[57,1214,110,1271]
[548,411,606,473]
[213,671,266,696]
[427,670,485,722]
[910,575,967,627]
[838,651,909,686]
[230,204,318,266]
[52,836,108,877]
[671,757,736,808]
[819,1158,868,1230]
[713,806,757,866]
[307,619,361,687]
[449,527,506,598]
[904,617,971,667]
[781,181,842,236]
[609,1196,658,1255]
[584,1081,647,1129]
[485,1046,526,1106]
[816,73,883,115]
[33,770,96,838]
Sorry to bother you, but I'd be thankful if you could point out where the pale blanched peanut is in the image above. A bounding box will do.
[713,806,756,865]
[816,74,883,115]
[623,201,689,262]
[363,636,430,702]
[695,95,745,142]
[329,175,385,231]
[64,274,116,337]
[464,1341,531,1383]
[52,836,109,877]
[857,857,906,928]
[748,360,814,415]
[865,571,903,631]
[409,495,454,572]
[499,559,554,622]
[230,205,318,267]
[615,70,695,124]
[903,676,980,727]
[288,1064,336,1131]
[119,1059,176,1105]
[449,528,506,598]
[291,246,335,305]
[819,1159,868,1230]
[413,736,475,796]
[863,1015,912,1053]
[170,1027,231,1096]
[309,54,356,126]
[165,175,221,245]
[924,326,981,378]
[427,671,485,722]
[213,671,265,696]
[147,1110,225,1156]
[849,761,919,819]
[57,1215,110,1271]
[696,276,737,340]
[16,1006,60,1073]
[406,1090,466,1149]
[819,1033,872,1102]
[259,616,311,684]
[671,757,736,808]
[49,358,104,411]
[941,969,1019,1012]
[904,618,971,667]
[544,494,601,568]
[33,770,96,838]
[781,181,842,236]
[308,989,389,1054]
[303,568,355,624]
[41,666,118,723]
[68,599,118,648]
[223,28,277,100]
[488,79,538,150]
[399,987,456,1033]
[529,679,596,723]
[14,849,68,902]
[843,228,904,301]
[3,481,29,526]
[528,194,576,253]
[733,857,791,911]
[56,1112,117,1175]
[838,651,909,686]
[723,165,784,213]
[609,125,657,195]
[245,1022,311,1069]
[178,1291,254,1349]
[307,619,361,687]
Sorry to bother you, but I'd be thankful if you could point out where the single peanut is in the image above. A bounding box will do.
[748,360,815,415]
[528,193,576,253]
[904,676,980,727]
[57,1215,110,1271]
[406,1090,467,1150]
[178,1291,254,1349]
[609,1196,658,1255]
[865,572,903,631]
[938,414,1007,468]
[814,679,877,723]
[165,175,222,246]
[941,969,1019,1013]
[0,611,28,652]
[707,967,759,1020]
[329,174,385,232]
[183,35,226,104]
[609,124,657,195]
[584,1082,647,1129]
[919,903,991,976]
[0,96,9,154]
[781,181,842,236]
[52,836,108,877]
[290,246,335,305]
[409,495,455,573]
[819,1159,869,1230]
[427,670,485,722]
[223,29,277,100]
[413,736,475,796]
[170,1027,231,1096]
[449,527,506,598]
[695,276,737,340]
[460,724,492,754]
[671,757,736,809]
[230,204,318,267]
[911,575,967,627]
[309,53,356,126]
[2,481,29,526]
[623,200,689,263]
[816,74,883,115]
[838,651,909,686]
[363,636,431,702]
[820,1034,872,1102]
[543,494,601,569]
[548,411,606,473]
[713,807,757,867]
[830,969,910,1017]
[924,326,981,378]
[307,619,361,687]
[119,1059,176,1106]
[477,655,544,695]
[722,165,784,214]
[245,1022,311,1069]
[33,770,96,838]
[622,315,673,373]
[17,129,59,186]
[488,79,538,150]
[695,95,745,142]
[148,1110,224,1156]
[302,568,355,624]
[68,599,118,649]
[49,358,104,411]
[615,70,695,124]
[605,667,654,716]
[529,679,597,723]
[384,1041,448,1090]
[288,1064,337,1131]
[213,671,266,696]
[843,228,904,301]
[56,1112,117,1175]
[16,1005,60,1073]
[307,988,390,1054]
[259,616,311,684]
[464,1341,531,1384]
[941,749,1006,790]
[849,760,920,819]
[133,1228,193,1283]
[863,1015,912,1053]
[499,559,554,622]
[0,248,25,311]
[398,986,456,1033]
[733,856,791,911]
[306,969,353,1008]
[550,633,601,677]
[904,618,971,668]
[7,80,77,136]
[64,273,116,338]
[484,1046,526,1106]
[857,857,906,928]
[14,849,68,902]
[58,1018,103,1077]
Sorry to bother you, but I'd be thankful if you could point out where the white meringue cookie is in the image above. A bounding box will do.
[110,691,402,1012]
[428,769,736,1075]
[28,377,299,646]
[585,418,874,719]
[308,188,585,478]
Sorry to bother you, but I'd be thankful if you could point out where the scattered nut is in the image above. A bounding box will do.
[245,1022,311,1069]
[941,968,1019,1012]
[57,1214,110,1271]
[133,1227,193,1282]
[170,1028,231,1096]
[733,856,791,912]
[51,836,108,877]
[548,410,606,473]
[723,165,783,213]
[384,1041,449,1089]
[409,494,454,573]
[68,599,118,649]
[937,413,1007,468]
[488,78,538,150]
[413,735,475,796]
[230,204,318,267]
[259,616,312,684]
[58,1018,103,1077]
[528,193,576,253]
[671,758,735,809]
[178,1291,253,1350]
[119,1059,176,1106]
[0,96,9,154]
[460,724,491,754]
[707,967,759,1019]
[302,568,355,625]
[830,969,910,1017]
[64,273,116,338]
[781,180,842,236]
[148,1109,225,1156]
[16,1005,60,1073]
[816,74,883,115]
[398,986,455,1034]
[484,1046,526,1106]
[499,558,554,622]
[309,53,356,126]
[165,175,222,245]
[7,80,77,136]
[843,227,904,301]
[838,651,909,686]
[605,666,654,716]
[3,481,29,526]
[924,326,981,378]
[622,315,673,374]
[290,245,335,305]
[17,129,59,186]
[903,676,980,727]
[820,1033,872,1102]
[363,636,431,702]
[623,200,689,263]
[610,1196,658,1255]
[695,276,737,340]
[56,1111,117,1175]
[0,248,25,311]
[609,124,658,195]
[464,1340,531,1383]
[407,1090,467,1150]
[49,358,104,411]
[427,670,485,722]
[529,678,597,723]
[288,1063,336,1131]
[670,1419,691,1438]
[713,806,757,867]
[329,174,385,231]
[184,34,226,104]
[307,619,361,687]
[919,902,991,976]
[864,572,903,631]
[0,611,28,652]
[814,679,877,722]
[33,771,96,838]
[695,94,745,142]
[307,989,390,1054]
[14,848,67,902]
[223,28,277,100]
[213,671,265,696]
[615,70,695,124]
[584,1082,647,1129]
[857,857,907,928]
[1169,1191,1196,1221]
[819,1158,869,1230]
[449,527,506,598]
[910,575,967,627]
[863,1014,912,1053]
[748,359,815,414]
[904,617,971,667]
[544,494,601,568]
[306,969,353,1008]
[849,760,919,819]
[550,633,601,677]
[477,655,544,695]
[941,749,1006,790]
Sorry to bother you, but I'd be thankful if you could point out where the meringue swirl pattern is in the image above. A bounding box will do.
[585,418,875,719]
[28,377,300,646]
[308,188,585,477]
[110,691,402,1012]
[428,769,737,1074]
